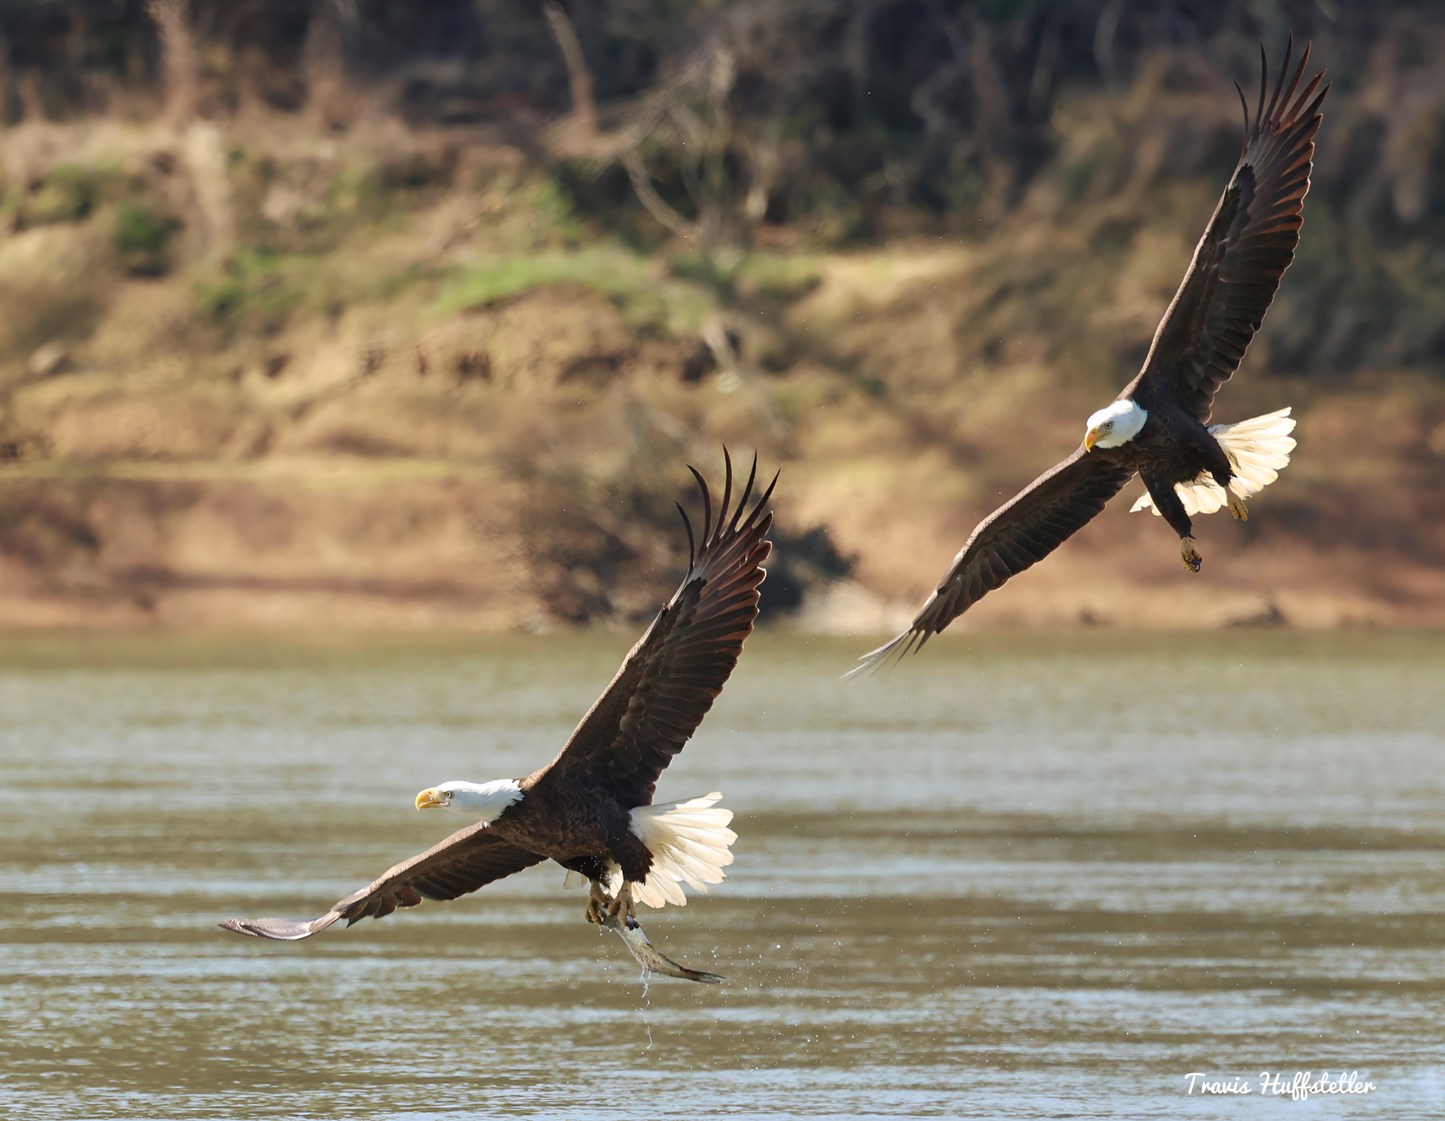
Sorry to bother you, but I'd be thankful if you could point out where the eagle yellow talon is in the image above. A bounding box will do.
[1227,492,1248,521]
[1180,537,1202,573]
[606,883,635,924]
[585,881,609,925]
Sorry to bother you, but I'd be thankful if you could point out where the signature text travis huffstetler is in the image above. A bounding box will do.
[1185,1071,1376,1100]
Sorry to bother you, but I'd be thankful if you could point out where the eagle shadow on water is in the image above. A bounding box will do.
[222,452,777,984]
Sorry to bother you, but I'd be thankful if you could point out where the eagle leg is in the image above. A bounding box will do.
[584,879,610,925]
[1227,491,1248,521]
[1180,537,1203,573]
[606,882,636,924]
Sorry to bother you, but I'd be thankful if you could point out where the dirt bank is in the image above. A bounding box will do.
[2,104,1443,634]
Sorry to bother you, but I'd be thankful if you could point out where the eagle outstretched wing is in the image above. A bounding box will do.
[1127,39,1327,422]
[537,451,776,808]
[848,449,1136,677]
[220,824,546,940]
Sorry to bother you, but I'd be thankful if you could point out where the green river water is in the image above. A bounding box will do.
[1,630,1441,1118]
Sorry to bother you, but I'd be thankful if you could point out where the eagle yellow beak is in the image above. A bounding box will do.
[1084,428,1098,452]
[416,788,446,810]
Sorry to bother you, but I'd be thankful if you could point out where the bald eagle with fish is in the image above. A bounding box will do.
[222,454,775,983]
[854,41,1327,675]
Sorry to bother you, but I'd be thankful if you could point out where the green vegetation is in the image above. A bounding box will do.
[23,166,100,226]
[113,202,181,275]
[437,246,652,313]
[195,249,304,333]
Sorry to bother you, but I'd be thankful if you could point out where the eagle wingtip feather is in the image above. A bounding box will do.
[728,452,759,535]
[676,501,697,569]
[219,915,320,940]
[717,447,735,542]
[686,463,713,546]
[843,628,913,681]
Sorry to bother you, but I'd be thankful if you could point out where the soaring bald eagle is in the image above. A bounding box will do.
[854,42,1327,674]
[222,454,775,983]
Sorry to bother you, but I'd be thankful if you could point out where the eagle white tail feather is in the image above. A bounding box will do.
[628,792,737,910]
[1130,408,1296,518]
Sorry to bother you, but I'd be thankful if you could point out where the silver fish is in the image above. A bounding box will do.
[599,911,724,984]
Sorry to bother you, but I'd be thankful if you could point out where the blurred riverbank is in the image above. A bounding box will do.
[2,4,1443,633]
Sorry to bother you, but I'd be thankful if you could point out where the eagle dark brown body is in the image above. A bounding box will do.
[1090,401,1231,531]
[853,42,1327,676]
[491,780,649,885]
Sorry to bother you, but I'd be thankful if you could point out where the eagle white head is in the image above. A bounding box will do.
[1084,399,1147,451]
[415,778,523,823]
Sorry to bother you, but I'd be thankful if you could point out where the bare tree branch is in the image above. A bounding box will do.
[544,2,597,139]
[145,0,199,127]
[622,149,697,239]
